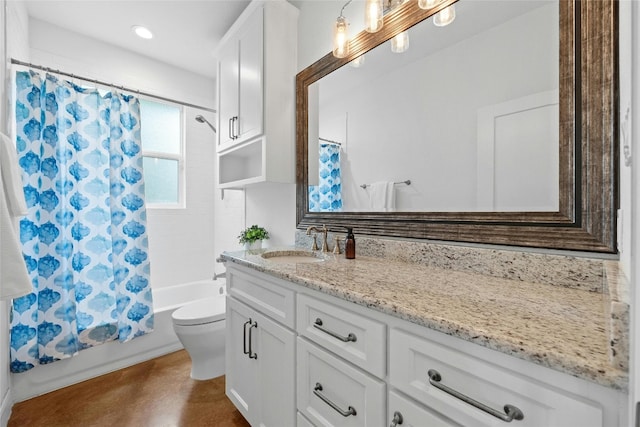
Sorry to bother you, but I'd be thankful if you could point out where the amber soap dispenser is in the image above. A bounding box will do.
[345,227,356,259]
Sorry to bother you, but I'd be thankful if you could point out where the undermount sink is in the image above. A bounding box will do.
[261,250,325,264]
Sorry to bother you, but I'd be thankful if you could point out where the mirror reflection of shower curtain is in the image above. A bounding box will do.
[308,143,342,212]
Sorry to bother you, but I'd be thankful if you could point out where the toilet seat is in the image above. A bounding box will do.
[172,297,225,326]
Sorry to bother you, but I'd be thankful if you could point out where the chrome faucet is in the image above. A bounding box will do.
[306,224,329,252]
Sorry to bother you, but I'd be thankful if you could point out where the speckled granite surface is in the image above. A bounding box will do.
[604,261,630,371]
[221,247,628,392]
[295,232,607,291]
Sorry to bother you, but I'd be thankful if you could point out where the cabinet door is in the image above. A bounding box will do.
[226,297,258,425]
[218,39,239,150]
[255,307,296,427]
[237,5,263,143]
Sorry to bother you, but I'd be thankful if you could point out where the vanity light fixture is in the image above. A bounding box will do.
[349,54,365,68]
[417,0,442,10]
[132,25,153,39]
[417,0,456,27]
[433,4,456,26]
[389,0,409,53]
[333,0,353,58]
[391,31,409,53]
[364,0,384,33]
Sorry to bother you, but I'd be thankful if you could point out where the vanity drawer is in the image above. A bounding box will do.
[388,390,461,427]
[227,266,295,329]
[297,337,386,427]
[389,328,604,427]
[297,293,386,378]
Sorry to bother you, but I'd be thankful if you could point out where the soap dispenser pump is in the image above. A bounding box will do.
[345,227,356,259]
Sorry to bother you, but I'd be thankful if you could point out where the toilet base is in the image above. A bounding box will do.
[189,352,225,380]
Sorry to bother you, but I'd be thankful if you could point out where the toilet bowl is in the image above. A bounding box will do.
[171,296,226,380]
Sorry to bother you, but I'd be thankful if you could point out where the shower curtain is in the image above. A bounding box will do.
[10,70,154,373]
[309,143,342,212]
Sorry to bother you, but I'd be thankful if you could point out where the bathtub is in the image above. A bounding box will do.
[153,279,226,314]
[12,279,226,402]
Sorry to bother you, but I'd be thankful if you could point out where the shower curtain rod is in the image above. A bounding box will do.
[11,58,216,114]
[319,137,341,146]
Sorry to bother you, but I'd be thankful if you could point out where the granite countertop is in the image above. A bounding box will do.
[221,248,628,391]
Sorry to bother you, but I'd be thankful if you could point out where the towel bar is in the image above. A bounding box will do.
[360,180,411,189]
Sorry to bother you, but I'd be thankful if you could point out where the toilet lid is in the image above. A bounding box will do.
[172,297,225,326]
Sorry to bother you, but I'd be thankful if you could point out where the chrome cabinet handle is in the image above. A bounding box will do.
[232,116,239,139]
[248,320,258,359]
[228,117,234,140]
[313,383,356,417]
[390,411,403,427]
[313,318,357,343]
[242,319,251,355]
[428,369,524,422]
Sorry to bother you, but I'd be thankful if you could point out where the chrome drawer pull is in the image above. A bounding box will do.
[313,382,357,417]
[390,411,403,426]
[313,318,357,342]
[428,369,524,423]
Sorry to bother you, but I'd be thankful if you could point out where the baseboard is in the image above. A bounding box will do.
[12,317,183,402]
[1,387,13,427]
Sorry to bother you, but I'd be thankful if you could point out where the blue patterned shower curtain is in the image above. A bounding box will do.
[309,143,342,212]
[10,70,153,373]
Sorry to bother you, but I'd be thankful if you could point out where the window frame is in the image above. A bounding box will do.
[140,97,186,209]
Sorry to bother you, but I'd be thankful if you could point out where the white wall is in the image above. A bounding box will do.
[27,19,217,290]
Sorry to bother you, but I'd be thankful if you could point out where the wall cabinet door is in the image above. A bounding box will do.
[226,296,295,427]
[236,6,263,143]
[217,39,239,149]
[217,5,263,152]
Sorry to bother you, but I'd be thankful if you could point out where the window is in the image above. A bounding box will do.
[140,99,184,207]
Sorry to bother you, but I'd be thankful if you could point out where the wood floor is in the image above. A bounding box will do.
[8,350,250,427]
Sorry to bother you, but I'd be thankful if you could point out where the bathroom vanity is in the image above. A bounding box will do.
[222,249,628,427]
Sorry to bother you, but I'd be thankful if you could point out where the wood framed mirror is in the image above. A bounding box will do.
[296,0,618,253]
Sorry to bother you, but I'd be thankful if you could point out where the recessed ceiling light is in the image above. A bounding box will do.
[132,25,153,40]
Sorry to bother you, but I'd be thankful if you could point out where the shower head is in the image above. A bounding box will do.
[195,115,216,133]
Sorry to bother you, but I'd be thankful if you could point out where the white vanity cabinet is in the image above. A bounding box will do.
[215,0,298,188]
[223,262,627,427]
[225,266,296,427]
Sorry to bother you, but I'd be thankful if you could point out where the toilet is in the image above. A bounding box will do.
[171,296,226,380]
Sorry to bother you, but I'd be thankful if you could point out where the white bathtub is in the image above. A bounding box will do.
[12,279,226,402]
[153,279,226,314]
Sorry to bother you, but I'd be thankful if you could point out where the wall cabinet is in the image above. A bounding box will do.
[215,0,298,188]
[224,263,626,427]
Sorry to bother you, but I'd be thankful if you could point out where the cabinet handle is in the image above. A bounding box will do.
[228,117,234,140]
[248,320,258,359]
[232,116,239,139]
[389,411,403,427]
[313,382,356,417]
[242,319,251,355]
[313,318,357,343]
[427,369,524,422]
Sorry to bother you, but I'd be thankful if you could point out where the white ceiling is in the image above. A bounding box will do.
[24,0,252,78]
